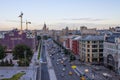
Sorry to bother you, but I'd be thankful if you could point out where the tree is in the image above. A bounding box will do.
[0,44,5,59]
[13,44,33,60]
[64,49,69,55]
[37,35,41,41]
[17,59,29,66]
[0,60,4,66]
[43,35,48,40]
[70,54,76,62]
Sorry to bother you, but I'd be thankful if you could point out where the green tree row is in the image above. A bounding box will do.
[0,44,6,59]
[53,39,76,62]
[13,44,33,66]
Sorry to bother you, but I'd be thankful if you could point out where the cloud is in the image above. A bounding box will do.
[63,18,107,21]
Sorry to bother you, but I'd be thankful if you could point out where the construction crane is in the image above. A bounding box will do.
[26,20,31,30]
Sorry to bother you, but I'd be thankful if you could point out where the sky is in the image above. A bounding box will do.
[0,0,120,30]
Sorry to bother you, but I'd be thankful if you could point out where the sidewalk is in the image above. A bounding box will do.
[45,43,57,80]
[20,51,38,80]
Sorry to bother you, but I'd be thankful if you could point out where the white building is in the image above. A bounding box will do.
[104,33,120,74]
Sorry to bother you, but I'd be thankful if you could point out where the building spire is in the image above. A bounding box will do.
[43,22,46,31]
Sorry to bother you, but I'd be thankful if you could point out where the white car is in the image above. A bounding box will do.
[62,68,66,71]
[40,59,43,63]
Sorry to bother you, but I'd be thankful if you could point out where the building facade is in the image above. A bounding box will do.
[72,36,81,55]
[104,33,120,74]
[79,35,104,63]
[80,26,99,36]
[0,29,36,51]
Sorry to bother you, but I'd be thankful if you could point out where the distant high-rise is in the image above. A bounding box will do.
[43,22,47,31]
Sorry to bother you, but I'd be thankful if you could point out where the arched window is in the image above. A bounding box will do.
[107,54,115,68]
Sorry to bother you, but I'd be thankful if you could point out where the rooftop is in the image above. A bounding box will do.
[81,35,104,41]
[105,32,120,43]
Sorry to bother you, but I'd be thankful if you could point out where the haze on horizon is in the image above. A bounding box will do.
[0,0,120,30]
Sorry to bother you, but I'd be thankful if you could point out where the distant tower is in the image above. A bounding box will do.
[65,26,69,36]
[43,22,47,31]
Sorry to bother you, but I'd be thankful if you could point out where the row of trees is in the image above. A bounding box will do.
[0,44,6,59]
[53,39,76,62]
[0,44,33,67]
[13,44,33,60]
[13,44,33,66]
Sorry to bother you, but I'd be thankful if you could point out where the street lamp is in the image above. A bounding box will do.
[26,20,31,30]
[24,50,27,66]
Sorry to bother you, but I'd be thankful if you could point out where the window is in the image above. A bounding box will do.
[87,54,90,57]
[99,45,103,48]
[92,58,98,62]
[99,54,103,57]
[88,58,90,62]
[82,48,86,52]
[87,49,90,52]
[92,45,97,48]
[99,49,103,52]
[92,41,97,43]
[87,41,90,43]
[83,44,85,47]
[99,58,103,62]
[92,54,98,58]
[87,45,90,48]
[99,41,103,43]
[92,49,98,52]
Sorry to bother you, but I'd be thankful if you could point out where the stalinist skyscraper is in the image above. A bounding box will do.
[42,22,48,34]
[43,23,47,31]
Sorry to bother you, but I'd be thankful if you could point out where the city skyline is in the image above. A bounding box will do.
[0,0,120,30]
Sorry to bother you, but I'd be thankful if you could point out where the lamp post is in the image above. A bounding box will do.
[24,50,27,66]
[92,74,95,80]
[91,69,95,80]
[26,20,31,30]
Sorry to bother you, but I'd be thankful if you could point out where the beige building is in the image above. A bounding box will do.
[80,26,99,36]
[79,35,104,63]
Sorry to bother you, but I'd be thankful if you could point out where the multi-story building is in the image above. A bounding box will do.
[0,29,36,52]
[72,36,81,55]
[64,35,79,50]
[80,26,99,36]
[104,33,120,74]
[79,35,104,63]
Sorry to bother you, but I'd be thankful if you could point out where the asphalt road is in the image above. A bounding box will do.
[36,42,50,80]
[41,44,50,80]
[46,40,80,80]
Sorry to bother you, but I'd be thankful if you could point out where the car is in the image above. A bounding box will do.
[63,64,66,67]
[61,61,64,64]
[62,68,66,71]
[69,71,73,75]
[40,59,43,63]
[61,73,65,77]
[56,62,59,64]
